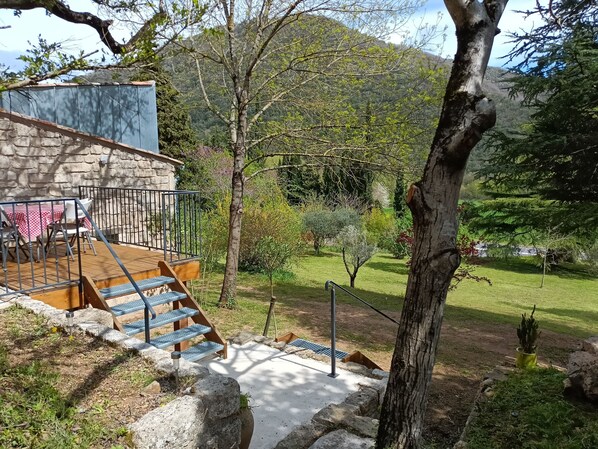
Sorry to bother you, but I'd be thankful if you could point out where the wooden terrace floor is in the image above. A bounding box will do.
[1,242,199,310]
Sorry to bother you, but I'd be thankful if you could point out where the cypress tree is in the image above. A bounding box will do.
[393,172,405,218]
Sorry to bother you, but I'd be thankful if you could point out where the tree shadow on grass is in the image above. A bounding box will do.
[366,260,410,275]
[540,307,598,326]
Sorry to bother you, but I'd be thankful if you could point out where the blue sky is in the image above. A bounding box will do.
[394,0,538,66]
[0,0,538,71]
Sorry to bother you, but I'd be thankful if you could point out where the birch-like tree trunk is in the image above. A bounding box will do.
[376,1,508,448]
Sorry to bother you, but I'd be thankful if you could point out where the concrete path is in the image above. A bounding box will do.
[200,342,376,449]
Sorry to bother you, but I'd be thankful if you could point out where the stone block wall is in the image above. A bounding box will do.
[0,110,180,201]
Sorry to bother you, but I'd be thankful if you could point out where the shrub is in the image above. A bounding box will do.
[302,207,360,254]
[240,199,302,271]
[364,208,396,247]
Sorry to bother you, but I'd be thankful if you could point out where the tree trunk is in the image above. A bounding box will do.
[376,1,507,448]
[219,89,249,305]
[350,274,355,288]
[541,251,547,288]
[218,164,244,305]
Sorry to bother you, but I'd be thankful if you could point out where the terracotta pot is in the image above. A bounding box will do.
[239,407,254,449]
[516,348,537,369]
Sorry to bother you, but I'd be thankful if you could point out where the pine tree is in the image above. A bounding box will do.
[132,63,202,190]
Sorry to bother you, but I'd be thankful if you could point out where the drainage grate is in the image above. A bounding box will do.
[288,338,348,359]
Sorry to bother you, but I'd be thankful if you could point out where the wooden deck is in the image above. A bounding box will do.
[1,242,200,310]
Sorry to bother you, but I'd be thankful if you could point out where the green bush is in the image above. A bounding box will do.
[240,199,302,271]
[364,207,396,247]
[302,207,360,254]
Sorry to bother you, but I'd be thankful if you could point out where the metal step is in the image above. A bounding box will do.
[111,291,187,317]
[288,338,348,359]
[151,324,212,349]
[123,307,199,336]
[100,276,175,299]
[181,341,225,362]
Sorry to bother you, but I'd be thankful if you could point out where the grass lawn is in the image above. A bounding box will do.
[197,250,598,341]
[194,250,597,446]
[464,368,598,449]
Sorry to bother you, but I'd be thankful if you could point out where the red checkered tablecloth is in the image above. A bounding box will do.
[5,204,91,242]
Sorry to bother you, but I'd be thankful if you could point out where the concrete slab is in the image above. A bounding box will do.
[200,342,376,449]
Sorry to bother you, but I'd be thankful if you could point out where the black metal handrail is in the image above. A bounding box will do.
[324,280,399,377]
[73,199,156,342]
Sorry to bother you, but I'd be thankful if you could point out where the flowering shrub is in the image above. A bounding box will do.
[390,226,480,261]
[457,234,479,258]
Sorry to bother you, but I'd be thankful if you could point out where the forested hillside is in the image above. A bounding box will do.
[80,17,528,200]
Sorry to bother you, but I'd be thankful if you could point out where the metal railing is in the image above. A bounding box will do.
[324,280,399,377]
[0,198,155,342]
[79,186,202,263]
[1,198,81,298]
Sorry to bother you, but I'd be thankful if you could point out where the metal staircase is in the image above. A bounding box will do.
[84,260,226,362]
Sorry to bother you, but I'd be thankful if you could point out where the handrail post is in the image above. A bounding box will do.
[144,307,151,343]
[326,280,339,378]
[75,201,84,304]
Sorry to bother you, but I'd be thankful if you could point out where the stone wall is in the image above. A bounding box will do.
[0,109,180,201]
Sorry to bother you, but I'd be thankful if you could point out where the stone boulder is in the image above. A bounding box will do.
[565,342,598,403]
[308,429,374,449]
[129,374,242,449]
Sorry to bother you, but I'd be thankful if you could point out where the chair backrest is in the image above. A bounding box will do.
[63,201,78,223]
[62,199,93,224]
[78,198,92,220]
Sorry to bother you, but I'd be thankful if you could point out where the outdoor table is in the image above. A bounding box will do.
[4,204,64,242]
[4,203,92,242]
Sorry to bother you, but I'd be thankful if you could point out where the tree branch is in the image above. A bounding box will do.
[0,0,166,55]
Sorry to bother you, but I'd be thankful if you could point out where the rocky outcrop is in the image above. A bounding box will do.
[130,378,241,449]
[564,336,598,403]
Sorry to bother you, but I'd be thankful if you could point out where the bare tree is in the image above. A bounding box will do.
[376,1,508,448]
[176,0,438,306]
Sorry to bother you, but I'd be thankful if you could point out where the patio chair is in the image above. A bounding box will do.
[0,205,31,262]
[44,199,97,260]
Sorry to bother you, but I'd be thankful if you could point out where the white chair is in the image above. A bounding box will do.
[45,199,97,260]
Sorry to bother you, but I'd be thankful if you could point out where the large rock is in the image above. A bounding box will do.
[73,308,113,328]
[565,350,598,403]
[274,422,328,449]
[312,403,360,427]
[130,374,242,449]
[582,336,598,355]
[340,416,378,439]
[194,374,240,419]
[308,429,374,449]
[344,387,380,417]
[129,395,205,449]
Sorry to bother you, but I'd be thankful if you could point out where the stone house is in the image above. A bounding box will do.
[0,83,180,201]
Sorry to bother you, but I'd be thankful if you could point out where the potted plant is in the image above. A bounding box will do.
[516,305,540,369]
[239,392,254,449]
